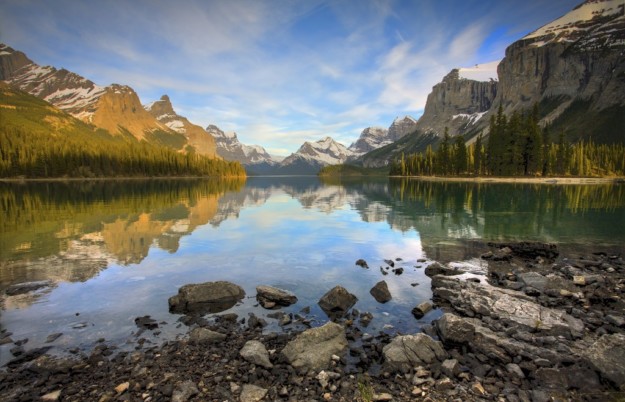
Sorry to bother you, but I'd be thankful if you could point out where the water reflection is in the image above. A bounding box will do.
[1,177,624,366]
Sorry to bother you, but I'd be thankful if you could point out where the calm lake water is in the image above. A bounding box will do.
[1,177,624,366]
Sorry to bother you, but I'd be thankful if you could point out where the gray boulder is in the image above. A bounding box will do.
[318,286,358,319]
[171,380,199,402]
[282,322,347,372]
[584,333,625,389]
[256,285,297,309]
[435,313,476,344]
[240,384,268,402]
[382,333,447,372]
[168,281,245,314]
[369,281,392,303]
[424,262,462,277]
[412,302,433,318]
[240,340,273,369]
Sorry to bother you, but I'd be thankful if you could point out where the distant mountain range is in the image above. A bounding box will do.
[2,0,623,176]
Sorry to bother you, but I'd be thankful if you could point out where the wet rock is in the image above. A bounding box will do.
[489,242,559,260]
[355,259,369,268]
[172,380,199,402]
[45,333,63,343]
[5,280,52,296]
[188,327,226,344]
[584,333,625,388]
[384,259,395,267]
[424,262,462,277]
[134,315,158,330]
[282,322,347,372]
[168,281,245,314]
[256,285,298,309]
[392,267,404,275]
[240,384,268,402]
[369,280,392,303]
[412,302,433,319]
[240,340,273,369]
[382,333,447,372]
[318,286,358,319]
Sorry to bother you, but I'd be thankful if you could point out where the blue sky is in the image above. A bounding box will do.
[1,0,578,156]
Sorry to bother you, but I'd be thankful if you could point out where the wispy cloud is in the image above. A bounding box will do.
[0,0,580,156]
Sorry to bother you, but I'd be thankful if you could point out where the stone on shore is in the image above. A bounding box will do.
[382,333,447,372]
[584,333,625,389]
[188,327,226,344]
[282,322,347,372]
[318,286,358,319]
[240,340,273,369]
[240,384,268,402]
[256,285,298,309]
[411,302,433,319]
[369,280,392,303]
[168,281,245,314]
[424,262,462,277]
[171,380,199,402]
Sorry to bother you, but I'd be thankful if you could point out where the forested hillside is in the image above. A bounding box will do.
[0,86,245,178]
[390,106,625,178]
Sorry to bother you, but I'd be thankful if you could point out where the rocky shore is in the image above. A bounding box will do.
[1,242,624,402]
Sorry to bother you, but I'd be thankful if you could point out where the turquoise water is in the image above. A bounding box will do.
[1,177,624,365]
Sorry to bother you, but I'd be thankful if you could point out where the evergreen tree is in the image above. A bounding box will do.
[454,135,468,175]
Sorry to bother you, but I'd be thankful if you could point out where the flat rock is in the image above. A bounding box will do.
[171,380,199,402]
[424,262,462,277]
[432,276,584,338]
[282,321,347,372]
[382,333,448,372]
[318,286,358,319]
[240,384,268,402]
[584,333,625,389]
[369,280,392,303]
[256,285,297,308]
[168,281,245,314]
[188,327,226,344]
[240,340,273,369]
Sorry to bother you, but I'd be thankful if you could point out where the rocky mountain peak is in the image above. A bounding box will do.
[206,124,276,167]
[388,116,418,141]
[144,94,175,117]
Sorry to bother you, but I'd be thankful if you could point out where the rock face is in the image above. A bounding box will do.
[382,333,448,372]
[388,116,419,141]
[144,95,217,157]
[281,322,348,372]
[318,286,358,319]
[256,285,298,309]
[168,281,245,314]
[414,68,497,139]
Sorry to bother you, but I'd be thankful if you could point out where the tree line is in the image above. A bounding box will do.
[390,105,625,177]
[0,126,246,178]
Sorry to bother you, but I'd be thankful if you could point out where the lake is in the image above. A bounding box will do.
[1,177,624,366]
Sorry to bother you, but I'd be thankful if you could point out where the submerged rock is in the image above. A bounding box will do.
[318,285,358,319]
[168,281,245,314]
[5,280,53,296]
[282,321,347,372]
[369,280,392,303]
[256,285,297,309]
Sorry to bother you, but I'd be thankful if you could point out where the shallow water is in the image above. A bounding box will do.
[1,177,624,366]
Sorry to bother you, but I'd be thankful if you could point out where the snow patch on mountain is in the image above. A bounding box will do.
[523,0,624,46]
[452,111,488,125]
[458,61,500,82]
[208,125,276,165]
[282,137,355,168]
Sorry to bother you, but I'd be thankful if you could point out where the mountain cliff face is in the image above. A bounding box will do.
[494,0,625,142]
[414,67,498,138]
[348,127,390,155]
[0,43,214,153]
[145,95,217,157]
[206,124,276,172]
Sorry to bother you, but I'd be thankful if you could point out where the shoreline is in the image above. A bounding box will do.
[1,241,624,401]
[390,175,625,184]
[0,175,246,183]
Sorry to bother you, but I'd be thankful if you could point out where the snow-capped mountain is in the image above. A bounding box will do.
[205,125,278,173]
[276,137,356,175]
[144,95,217,157]
[0,43,216,156]
[348,127,390,155]
[348,116,418,156]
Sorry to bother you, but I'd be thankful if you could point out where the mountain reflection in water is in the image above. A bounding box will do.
[0,177,623,366]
